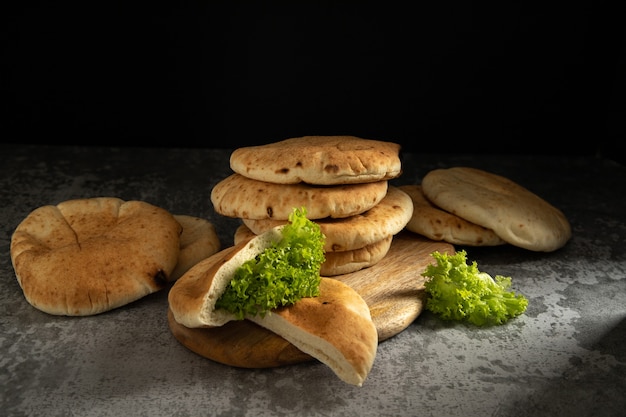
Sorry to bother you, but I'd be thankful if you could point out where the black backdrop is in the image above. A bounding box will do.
[3,2,625,162]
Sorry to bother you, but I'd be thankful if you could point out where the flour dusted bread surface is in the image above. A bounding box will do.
[398,184,506,246]
[229,135,402,185]
[10,197,182,316]
[211,173,388,220]
[421,167,572,252]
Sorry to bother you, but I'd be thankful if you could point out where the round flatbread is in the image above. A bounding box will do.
[168,227,378,386]
[421,167,572,252]
[243,186,414,252]
[10,197,182,316]
[211,173,388,220]
[398,184,506,246]
[171,215,221,280]
[234,224,393,276]
[319,235,393,276]
[229,136,402,185]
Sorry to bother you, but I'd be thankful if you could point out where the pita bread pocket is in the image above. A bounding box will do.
[421,167,572,252]
[398,184,506,246]
[168,278,377,386]
[229,135,402,185]
[171,215,221,281]
[168,212,378,386]
[168,227,291,328]
[243,185,414,252]
[211,173,388,220]
[167,232,453,379]
[10,197,182,316]
[234,224,393,276]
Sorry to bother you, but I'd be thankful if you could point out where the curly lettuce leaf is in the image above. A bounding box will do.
[422,250,528,326]
[215,207,325,320]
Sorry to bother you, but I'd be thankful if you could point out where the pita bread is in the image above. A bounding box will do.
[421,167,572,252]
[211,173,388,220]
[168,238,277,329]
[233,222,258,244]
[168,226,378,386]
[229,136,402,185]
[10,197,182,316]
[398,184,506,246]
[168,231,455,371]
[319,236,392,276]
[247,278,378,386]
[243,186,414,252]
[171,215,221,280]
[234,224,393,276]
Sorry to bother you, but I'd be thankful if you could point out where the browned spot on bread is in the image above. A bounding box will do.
[154,270,168,287]
[229,136,401,185]
[324,164,340,174]
[331,243,344,251]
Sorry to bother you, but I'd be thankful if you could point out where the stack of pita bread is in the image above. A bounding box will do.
[400,167,571,252]
[168,135,412,386]
[211,135,414,275]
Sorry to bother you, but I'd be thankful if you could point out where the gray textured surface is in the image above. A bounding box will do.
[1,144,625,417]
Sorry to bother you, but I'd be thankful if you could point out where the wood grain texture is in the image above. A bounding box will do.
[167,231,454,368]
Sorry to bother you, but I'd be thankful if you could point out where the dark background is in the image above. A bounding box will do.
[2,2,625,163]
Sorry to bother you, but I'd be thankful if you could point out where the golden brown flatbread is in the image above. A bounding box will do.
[398,184,506,246]
[171,215,221,280]
[247,278,378,386]
[234,224,393,276]
[421,167,572,251]
[10,197,182,316]
[211,173,388,220]
[229,136,402,185]
[233,222,257,244]
[243,186,414,252]
[319,236,393,276]
[168,226,378,386]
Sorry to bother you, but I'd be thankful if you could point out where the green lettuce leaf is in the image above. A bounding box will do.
[215,207,325,320]
[422,250,528,326]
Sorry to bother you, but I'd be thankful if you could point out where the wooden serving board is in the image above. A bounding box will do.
[167,231,454,368]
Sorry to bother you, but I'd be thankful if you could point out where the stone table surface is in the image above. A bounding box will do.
[1,144,625,417]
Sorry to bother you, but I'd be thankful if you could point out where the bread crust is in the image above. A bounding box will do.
[399,184,506,246]
[168,225,378,386]
[249,278,378,386]
[229,135,402,185]
[171,215,221,280]
[211,174,388,220]
[243,186,413,252]
[10,197,182,316]
[422,167,571,251]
